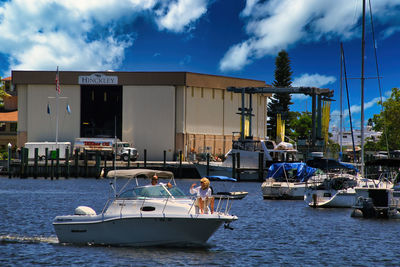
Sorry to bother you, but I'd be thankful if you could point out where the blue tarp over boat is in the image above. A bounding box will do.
[306,158,359,173]
[266,163,317,182]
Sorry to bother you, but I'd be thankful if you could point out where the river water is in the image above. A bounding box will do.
[1,177,399,266]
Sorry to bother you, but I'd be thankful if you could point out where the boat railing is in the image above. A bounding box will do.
[214,196,233,215]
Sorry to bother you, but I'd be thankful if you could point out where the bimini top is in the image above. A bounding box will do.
[266,163,317,182]
[106,169,174,179]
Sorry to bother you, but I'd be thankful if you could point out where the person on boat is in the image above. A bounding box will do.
[151,174,172,188]
[190,177,214,214]
[151,175,158,185]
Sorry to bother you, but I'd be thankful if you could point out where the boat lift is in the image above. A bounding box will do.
[226,86,334,149]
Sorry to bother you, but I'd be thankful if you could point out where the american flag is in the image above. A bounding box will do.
[55,66,60,94]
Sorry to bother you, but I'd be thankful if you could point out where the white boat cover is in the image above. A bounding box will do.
[106,169,174,179]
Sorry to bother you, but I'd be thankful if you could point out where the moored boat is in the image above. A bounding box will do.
[261,162,318,200]
[195,139,297,181]
[351,187,400,219]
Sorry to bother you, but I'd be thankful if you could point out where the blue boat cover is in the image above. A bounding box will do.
[266,163,317,182]
[306,158,359,172]
[206,176,237,182]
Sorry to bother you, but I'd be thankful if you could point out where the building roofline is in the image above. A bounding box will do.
[11,70,267,90]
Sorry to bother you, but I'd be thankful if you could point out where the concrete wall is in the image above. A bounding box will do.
[17,84,80,146]
[123,85,176,161]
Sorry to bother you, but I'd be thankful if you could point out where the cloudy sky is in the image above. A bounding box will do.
[0,0,400,130]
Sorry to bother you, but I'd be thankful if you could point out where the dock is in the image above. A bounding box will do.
[5,159,201,179]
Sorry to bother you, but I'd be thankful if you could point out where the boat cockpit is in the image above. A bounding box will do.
[117,184,187,199]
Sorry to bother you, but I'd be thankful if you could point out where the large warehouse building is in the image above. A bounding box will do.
[12,71,269,160]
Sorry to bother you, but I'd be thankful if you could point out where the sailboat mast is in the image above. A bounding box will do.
[55,66,60,144]
[361,0,366,176]
[340,45,343,159]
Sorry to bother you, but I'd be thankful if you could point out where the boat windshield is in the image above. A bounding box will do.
[118,185,187,199]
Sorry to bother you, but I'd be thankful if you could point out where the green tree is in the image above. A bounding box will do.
[267,50,293,141]
[290,111,312,141]
[370,87,400,150]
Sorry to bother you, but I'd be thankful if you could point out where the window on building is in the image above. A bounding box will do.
[10,123,17,132]
[0,123,6,131]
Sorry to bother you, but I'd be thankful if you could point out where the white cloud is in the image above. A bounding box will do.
[292,73,336,87]
[156,0,208,32]
[220,0,400,71]
[0,0,209,75]
[290,73,336,100]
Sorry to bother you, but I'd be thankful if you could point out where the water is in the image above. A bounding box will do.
[1,177,399,266]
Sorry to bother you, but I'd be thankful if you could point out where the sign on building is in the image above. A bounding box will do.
[78,73,118,85]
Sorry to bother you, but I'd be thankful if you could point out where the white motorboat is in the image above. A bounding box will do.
[261,162,318,200]
[207,175,248,200]
[304,173,392,208]
[53,169,238,246]
[195,139,297,181]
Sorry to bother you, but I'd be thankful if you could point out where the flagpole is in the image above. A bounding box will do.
[55,66,59,144]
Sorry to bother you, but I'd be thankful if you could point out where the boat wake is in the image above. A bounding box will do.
[0,234,59,245]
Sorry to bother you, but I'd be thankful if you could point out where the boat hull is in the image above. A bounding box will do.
[304,189,356,208]
[53,214,235,246]
[261,181,307,200]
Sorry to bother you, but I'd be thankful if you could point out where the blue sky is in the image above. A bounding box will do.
[0,0,399,132]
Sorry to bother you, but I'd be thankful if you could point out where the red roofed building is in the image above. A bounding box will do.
[0,110,17,150]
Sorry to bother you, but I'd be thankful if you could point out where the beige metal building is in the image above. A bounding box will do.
[12,71,269,160]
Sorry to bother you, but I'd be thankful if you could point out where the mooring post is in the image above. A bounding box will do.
[65,148,70,179]
[232,152,236,180]
[179,150,183,178]
[84,150,88,178]
[20,148,25,178]
[50,156,54,180]
[258,152,264,182]
[7,144,11,178]
[74,149,79,178]
[45,148,49,179]
[95,151,101,178]
[34,148,38,179]
[236,152,241,182]
[56,148,60,179]
[206,153,210,177]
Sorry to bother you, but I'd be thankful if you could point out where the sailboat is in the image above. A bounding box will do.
[305,0,393,208]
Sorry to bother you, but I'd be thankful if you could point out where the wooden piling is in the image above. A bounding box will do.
[232,152,236,179]
[65,148,70,178]
[7,145,11,178]
[84,150,88,177]
[258,152,264,182]
[45,148,49,179]
[56,148,60,179]
[95,151,101,178]
[179,150,182,177]
[74,149,79,178]
[34,148,38,179]
[20,148,25,178]
[236,153,241,182]
[206,153,210,177]
[50,157,54,180]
